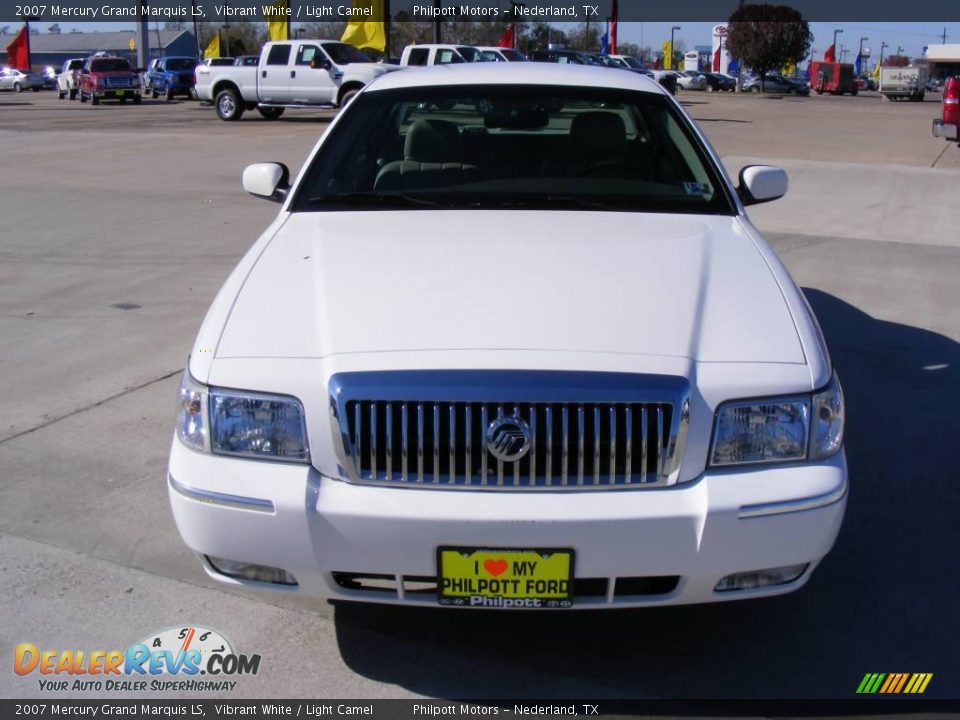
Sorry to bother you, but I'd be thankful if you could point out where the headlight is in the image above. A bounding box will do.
[175,367,309,463]
[709,372,844,467]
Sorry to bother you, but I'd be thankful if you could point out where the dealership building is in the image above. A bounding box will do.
[2,28,197,69]
[925,44,960,79]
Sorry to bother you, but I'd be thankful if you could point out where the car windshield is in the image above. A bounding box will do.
[456,47,487,62]
[622,57,645,69]
[293,84,733,215]
[323,42,373,64]
[68,60,84,70]
[500,49,526,61]
[166,59,196,71]
[91,59,132,72]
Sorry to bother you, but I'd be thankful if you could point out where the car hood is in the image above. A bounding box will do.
[214,211,805,364]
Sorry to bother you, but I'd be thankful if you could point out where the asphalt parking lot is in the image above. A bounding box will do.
[0,88,958,700]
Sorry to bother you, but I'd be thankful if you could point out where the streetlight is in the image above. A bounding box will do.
[879,40,888,67]
[858,36,867,73]
[670,25,680,70]
[896,45,904,57]
[832,28,843,59]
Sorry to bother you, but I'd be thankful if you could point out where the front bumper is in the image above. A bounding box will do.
[93,88,141,99]
[168,438,847,608]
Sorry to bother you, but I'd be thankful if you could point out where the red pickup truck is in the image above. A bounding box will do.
[78,55,142,105]
[933,76,959,145]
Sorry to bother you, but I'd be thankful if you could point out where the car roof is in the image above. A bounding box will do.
[370,62,665,94]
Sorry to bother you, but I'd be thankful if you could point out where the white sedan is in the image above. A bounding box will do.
[169,63,846,610]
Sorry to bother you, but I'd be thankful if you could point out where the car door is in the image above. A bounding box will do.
[258,43,293,103]
[288,42,336,105]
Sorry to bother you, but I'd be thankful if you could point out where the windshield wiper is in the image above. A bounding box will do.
[305,192,450,209]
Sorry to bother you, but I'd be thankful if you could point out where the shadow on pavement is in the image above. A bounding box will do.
[332,289,959,700]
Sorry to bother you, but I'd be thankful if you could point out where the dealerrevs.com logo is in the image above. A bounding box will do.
[13,626,261,693]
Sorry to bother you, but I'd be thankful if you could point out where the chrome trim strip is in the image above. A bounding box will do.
[738,480,847,519]
[168,475,274,513]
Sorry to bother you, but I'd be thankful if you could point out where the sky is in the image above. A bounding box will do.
[5,21,957,61]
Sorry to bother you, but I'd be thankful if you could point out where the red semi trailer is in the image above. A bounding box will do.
[809,61,859,96]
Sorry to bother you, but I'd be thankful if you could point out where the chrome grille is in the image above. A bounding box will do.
[329,371,690,491]
[104,76,133,87]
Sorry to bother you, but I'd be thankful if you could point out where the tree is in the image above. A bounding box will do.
[567,22,601,51]
[523,22,567,51]
[725,4,812,90]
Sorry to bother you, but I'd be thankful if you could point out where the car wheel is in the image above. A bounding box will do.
[257,106,285,120]
[215,88,244,121]
[788,87,797,95]
[338,88,361,107]
[58,91,66,99]
[750,85,760,93]
[165,88,174,101]
[13,82,21,92]
[133,94,141,104]
[91,94,99,105]
[706,84,714,92]
[79,89,87,102]
[69,88,77,100]
[151,89,158,99]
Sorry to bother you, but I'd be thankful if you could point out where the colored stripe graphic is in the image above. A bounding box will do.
[857,672,932,694]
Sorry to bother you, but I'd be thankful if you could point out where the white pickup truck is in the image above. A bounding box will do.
[879,66,928,102]
[195,39,398,120]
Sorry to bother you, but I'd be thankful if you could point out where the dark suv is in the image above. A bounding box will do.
[528,49,599,66]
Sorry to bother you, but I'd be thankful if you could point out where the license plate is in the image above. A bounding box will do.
[115,90,125,96]
[437,547,574,609]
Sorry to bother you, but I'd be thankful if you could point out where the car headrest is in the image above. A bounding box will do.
[570,111,627,156]
[405,119,462,163]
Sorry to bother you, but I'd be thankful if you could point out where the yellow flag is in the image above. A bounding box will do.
[341,0,386,52]
[782,61,796,76]
[662,40,673,70]
[266,0,289,42]
[871,61,881,80]
[203,33,220,60]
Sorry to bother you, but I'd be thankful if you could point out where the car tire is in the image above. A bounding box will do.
[58,91,66,99]
[91,94,99,105]
[788,87,797,95]
[257,106,285,120]
[706,85,714,92]
[215,88,244,121]
[69,89,77,100]
[152,89,159,99]
[13,82,21,92]
[165,88,174,101]
[338,88,361,107]
[750,85,760,93]
[79,89,87,102]
[133,95,142,104]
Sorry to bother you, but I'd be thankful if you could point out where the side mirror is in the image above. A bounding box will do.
[737,165,788,206]
[242,163,291,202]
[310,57,332,71]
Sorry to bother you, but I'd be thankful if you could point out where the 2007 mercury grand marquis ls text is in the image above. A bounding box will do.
[168,64,846,609]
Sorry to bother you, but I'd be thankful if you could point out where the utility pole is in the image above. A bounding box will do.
[831,28,842,59]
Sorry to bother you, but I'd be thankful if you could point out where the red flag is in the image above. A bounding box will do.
[610,0,618,54]
[824,44,836,62]
[6,26,29,70]
[713,47,720,72]
[497,24,514,49]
